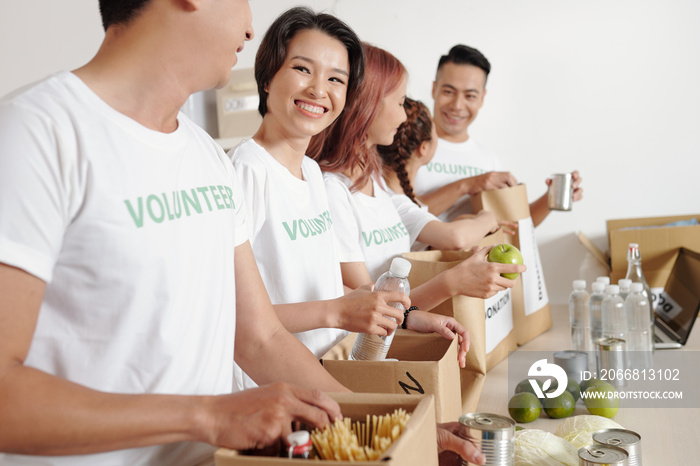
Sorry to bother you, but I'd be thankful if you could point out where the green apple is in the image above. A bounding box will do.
[487,244,524,279]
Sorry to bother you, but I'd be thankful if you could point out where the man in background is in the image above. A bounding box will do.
[413,44,583,225]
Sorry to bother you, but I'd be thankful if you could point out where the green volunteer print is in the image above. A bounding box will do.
[424,162,487,177]
[282,210,333,241]
[362,221,409,247]
[124,185,236,228]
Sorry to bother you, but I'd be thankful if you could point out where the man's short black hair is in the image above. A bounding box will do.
[99,0,151,31]
[437,44,491,78]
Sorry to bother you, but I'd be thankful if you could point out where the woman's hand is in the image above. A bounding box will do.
[448,246,526,299]
[436,422,485,465]
[332,288,408,335]
[404,310,469,368]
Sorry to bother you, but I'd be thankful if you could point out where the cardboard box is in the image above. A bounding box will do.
[214,393,438,466]
[579,213,700,288]
[320,330,462,423]
[216,67,262,139]
[607,214,700,286]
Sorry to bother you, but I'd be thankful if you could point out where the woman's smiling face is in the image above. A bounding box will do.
[264,28,350,139]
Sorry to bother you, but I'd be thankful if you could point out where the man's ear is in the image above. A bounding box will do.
[431,80,438,99]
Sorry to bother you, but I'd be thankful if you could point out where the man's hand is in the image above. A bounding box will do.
[404,311,470,368]
[437,422,485,465]
[465,171,518,196]
[202,383,340,451]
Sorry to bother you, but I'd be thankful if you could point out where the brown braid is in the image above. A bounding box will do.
[377,98,433,205]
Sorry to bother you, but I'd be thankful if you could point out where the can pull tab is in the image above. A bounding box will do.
[587,448,607,458]
[606,437,622,446]
[476,416,494,425]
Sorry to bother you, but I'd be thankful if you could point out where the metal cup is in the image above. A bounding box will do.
[548,173,573,211]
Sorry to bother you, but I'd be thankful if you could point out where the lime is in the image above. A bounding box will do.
[508,392,542,423]
[579,377,603,394]
[565,378,581,403]
[542,390,576,419]
[583,382,619,419]
[515,378,544,398]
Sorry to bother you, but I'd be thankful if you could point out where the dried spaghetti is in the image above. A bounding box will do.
[310,409,411,461]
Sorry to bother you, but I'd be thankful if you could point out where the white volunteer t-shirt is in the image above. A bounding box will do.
[385,183,439,252]
[413,138,504,222]
[0,72,247,466]
[230,139,347,390]
[324,173,430,281]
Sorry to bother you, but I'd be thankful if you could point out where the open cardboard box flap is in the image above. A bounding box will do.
[578,213,700,287]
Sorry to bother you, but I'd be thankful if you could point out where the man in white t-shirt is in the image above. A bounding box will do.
[413,44,583,224]
[0,1,346,465]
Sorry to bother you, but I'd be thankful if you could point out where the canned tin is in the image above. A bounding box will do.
[554,350,588,383]
[578,444,629,465]
[593,428,642,466]
[595,337,626,388]
[548,173,573,211]
[458,413,514,465]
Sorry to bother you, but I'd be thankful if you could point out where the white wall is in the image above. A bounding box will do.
[2,0,699,304]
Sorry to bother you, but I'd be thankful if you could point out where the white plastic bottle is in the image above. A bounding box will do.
[588,281,606,345]
[596,276,611,286]
[350,257,411,361]
[618,278,632,302]
[569,280,591,352]
[602,284,627,342]
[625,282,654,369]
[625,243,654,324]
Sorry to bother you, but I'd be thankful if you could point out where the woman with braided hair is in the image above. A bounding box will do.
[377,98,514,253]
[378,97,434,206]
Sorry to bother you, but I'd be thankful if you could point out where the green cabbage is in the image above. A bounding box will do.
[554,415,623,449]
[514,429,579,466]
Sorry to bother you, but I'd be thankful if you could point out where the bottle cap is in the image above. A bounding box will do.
[592,282,605,292]
[618,278,632,289]
[389,257,412,278]
[573,279,586,289]
[287,430,311,446]
[631,282,644,292]
[605,284,620,295]
[596,276,611,285]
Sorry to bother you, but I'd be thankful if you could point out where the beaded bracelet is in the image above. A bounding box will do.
[402,306,419,329]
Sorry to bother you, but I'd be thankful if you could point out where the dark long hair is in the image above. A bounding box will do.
[376,98,433,205]
[309,43,406,192]
[254,6,364,117]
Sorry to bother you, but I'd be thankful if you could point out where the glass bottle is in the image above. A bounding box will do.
[625,243,655,324]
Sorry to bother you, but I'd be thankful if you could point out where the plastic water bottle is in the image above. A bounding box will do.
[602,284,627,342]
[625,243,654,324]
[350,257,411,361]
[569,280,591,352]
[588,281,606,345]
[618,278,632,302]
[625,282,654,369]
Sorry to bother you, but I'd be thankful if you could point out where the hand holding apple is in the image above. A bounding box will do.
[487,244,524,279]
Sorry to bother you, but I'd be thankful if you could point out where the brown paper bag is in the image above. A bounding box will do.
[402,231,517,413]
[321,330,462,423]
[471,184,552,345]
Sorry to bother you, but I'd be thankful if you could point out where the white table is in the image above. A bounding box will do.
[476,304,700,463]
